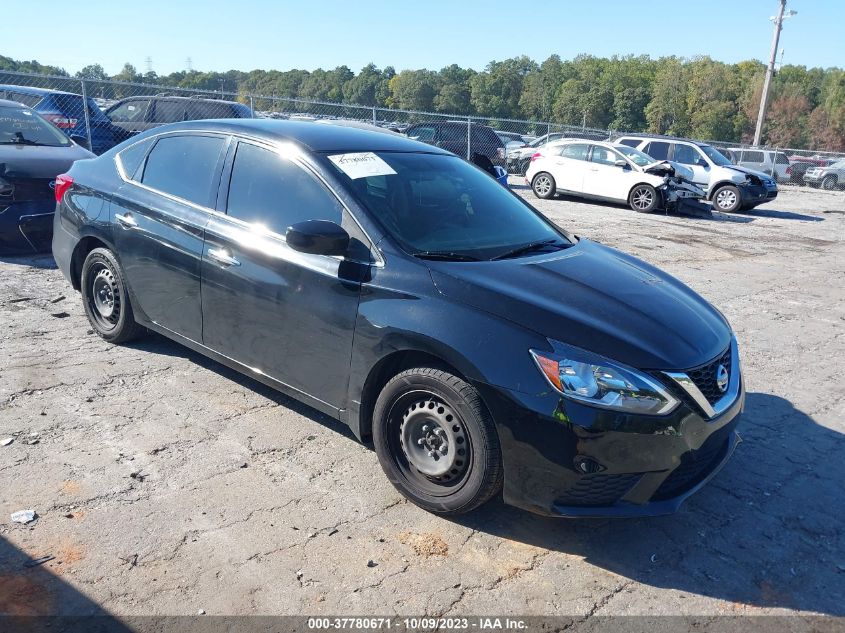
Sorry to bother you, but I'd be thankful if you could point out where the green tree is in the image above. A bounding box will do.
[387,69,437,111]
[470,56,537,119]
[434,64,475,114]
[75,64,108,81]
[342,63,383,106]
[645,58,690,135]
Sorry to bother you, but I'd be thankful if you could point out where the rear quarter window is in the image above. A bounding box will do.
[1,91,42,108]
[643,141,670,161]
[116,137,156,180]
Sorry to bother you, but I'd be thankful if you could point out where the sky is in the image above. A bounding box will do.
[4,0,843,76]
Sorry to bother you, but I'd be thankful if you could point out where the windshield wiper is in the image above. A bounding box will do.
[412,251,480,262]
[491,238,568,261]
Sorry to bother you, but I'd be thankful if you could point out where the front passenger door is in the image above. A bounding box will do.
[582,145,634,202]
[201,141,365,410]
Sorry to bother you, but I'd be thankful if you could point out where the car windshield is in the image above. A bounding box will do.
[699,144,732,166]
[324,152,570,260]
[615,145,654,167]
[0,106,70,146]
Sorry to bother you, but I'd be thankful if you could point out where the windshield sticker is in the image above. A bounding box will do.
[328,152,396,179]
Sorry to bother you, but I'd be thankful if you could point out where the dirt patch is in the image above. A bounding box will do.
[398,531,449,558]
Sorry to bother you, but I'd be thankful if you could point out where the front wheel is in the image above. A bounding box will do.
[531,172,556,199]
[81,247,145,343]
[372,367,503,515]
[629,184,660,213]
[712,185,742,213]
[821,175,838,190]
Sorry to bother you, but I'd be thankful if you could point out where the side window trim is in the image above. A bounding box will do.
[120,131,230,213]
[219,136,382,265]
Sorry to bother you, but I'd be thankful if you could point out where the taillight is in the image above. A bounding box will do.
[497,147,505,159]
[786,166,792,175]
[54,173,73,203]
[530,152,542,162]
[43,114,78,129]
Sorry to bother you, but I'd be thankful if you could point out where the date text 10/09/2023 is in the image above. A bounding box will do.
[307,617,528,630]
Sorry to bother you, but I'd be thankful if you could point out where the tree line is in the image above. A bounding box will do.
[3,53,844,150]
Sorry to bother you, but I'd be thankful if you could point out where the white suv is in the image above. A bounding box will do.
[726,148,791,183]
[615,135,778,212]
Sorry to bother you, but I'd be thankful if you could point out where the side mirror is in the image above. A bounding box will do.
[614,159,628,168]
[286,220,349,256]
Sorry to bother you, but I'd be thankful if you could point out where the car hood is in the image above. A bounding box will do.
[643,160,695,182]
[723,164,775,182]
[428,239,730,370]
[0,143,94,179]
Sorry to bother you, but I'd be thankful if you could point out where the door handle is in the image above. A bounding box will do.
[208,247,241,267]
[115,213,137,228]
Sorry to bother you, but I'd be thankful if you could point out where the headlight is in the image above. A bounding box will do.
[530,341,679,415]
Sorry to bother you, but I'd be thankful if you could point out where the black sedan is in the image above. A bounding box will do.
[0,99,93,254]
[53,120,743,517]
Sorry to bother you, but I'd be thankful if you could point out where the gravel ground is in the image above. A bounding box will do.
[0,184,843,618]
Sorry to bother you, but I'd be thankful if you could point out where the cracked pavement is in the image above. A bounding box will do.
[0,185,843,617]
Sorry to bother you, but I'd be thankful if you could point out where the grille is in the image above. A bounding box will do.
[555,474,640,507]
[652,437,727,501]
[687,346,731,405]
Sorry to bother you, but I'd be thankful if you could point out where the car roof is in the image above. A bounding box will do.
[0,98,26,108]
[0,84,79,97]
[145,119,452,154]
[615,133,710,147]
[113,94,245,106]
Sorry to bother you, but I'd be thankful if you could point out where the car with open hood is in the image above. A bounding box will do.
[52,120,743,517]
[615,134,778,213]
[0,99,94,254]
[525,140,705,212]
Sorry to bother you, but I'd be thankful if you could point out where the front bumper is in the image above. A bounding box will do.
[0,201,55,255]
[802,174,824,184]
[474,374,744,518]
[738,182,778,206]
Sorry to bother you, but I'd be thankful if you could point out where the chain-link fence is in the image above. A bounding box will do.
[2,70,843,190]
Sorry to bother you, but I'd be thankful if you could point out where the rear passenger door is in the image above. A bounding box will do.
[200,140,365,410]
[106,99,152,143]
[149,100,186,129]
[112,133,227,342]
[550,142,591,193]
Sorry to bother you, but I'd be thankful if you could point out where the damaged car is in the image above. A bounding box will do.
[526,140,705,213]
[1,99,94,254]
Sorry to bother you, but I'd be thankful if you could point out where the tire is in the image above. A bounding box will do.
[518,158,531,176]
[628,184,660,213]
[711,184,742,213]
[531,172,556,199]
[80,247,145,344]
[821,175,838,191]
[372,367,503,515]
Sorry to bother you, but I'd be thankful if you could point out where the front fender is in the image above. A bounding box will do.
[346,268,551,439]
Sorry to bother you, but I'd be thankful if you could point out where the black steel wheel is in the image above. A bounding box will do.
[373,367,503,515]
[81,248,144,343]
[629,184,660,213]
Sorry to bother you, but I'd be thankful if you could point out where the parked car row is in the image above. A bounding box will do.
[0,85,254,155]
[47,118,744,518]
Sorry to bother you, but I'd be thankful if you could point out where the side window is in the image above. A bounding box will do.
[673,144,701,165]
[108,100,150,123]
[743,150,764,163]
[7,92,42,108]
[116,137,156,180]
[442,125,466,143]
[643,141,670,161]
[560,143,590,160]
[407,126,436,142]
[152,100,185,124]
[590,146,622,166]
[140,135,224,206]
[187,101,233,120]
[775,153,790,165]
[226,142,343,236]
[617,139,640,148]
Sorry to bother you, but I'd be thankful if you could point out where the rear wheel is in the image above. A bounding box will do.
[531,172,556,199]
[629,184,660,213]
[372,367,503,515]
[821,175,838,190]
[81,248,144,344]
[712,185,742,213]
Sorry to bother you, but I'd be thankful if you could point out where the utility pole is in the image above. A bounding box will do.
[754,0,796,146]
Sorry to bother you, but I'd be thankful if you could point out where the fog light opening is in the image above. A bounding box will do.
[574,456,605,474]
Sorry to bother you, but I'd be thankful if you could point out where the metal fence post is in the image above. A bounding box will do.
[249,95,254,113]
[466,116,472,160]
[372,107,377,126]
[80,80,93,152]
